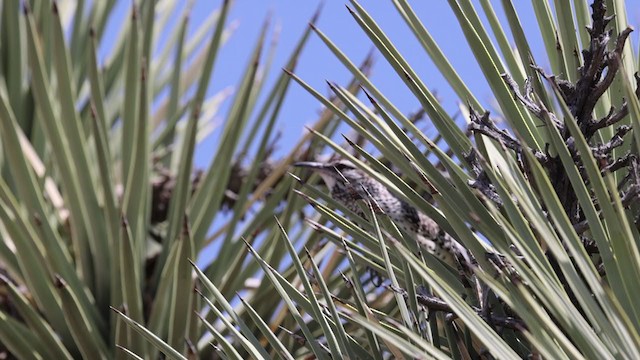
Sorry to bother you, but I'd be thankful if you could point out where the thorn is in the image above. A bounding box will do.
[361,86,376,104]
[342,134,356,147]
[287,172,303,183]
[240,237,256,254]
[345,4,356,16]
[304,125,318,135]
[310,1,323,25]
[293,189,315,204]
[304,219,322,231]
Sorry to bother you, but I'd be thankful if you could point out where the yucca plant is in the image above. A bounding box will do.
[2,0,640,359]
[0,0,359,358]
[276,0,640,358]
[170,0,639,358]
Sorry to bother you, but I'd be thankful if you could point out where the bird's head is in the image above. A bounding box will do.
[293,158,368,191]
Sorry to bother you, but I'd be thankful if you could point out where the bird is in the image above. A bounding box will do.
[294,157,472,271]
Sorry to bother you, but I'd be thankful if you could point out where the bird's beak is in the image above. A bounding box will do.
[292,161,329,170]
[293,161,337,188]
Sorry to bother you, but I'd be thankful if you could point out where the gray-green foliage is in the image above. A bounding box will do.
[1,0,640,359]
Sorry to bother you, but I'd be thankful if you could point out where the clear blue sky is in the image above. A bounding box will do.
[103,1,640,166]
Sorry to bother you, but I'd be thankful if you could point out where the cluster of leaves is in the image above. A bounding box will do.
[468,0,640,287]
[0,0,351,358]
[280,0,640,358]
[2,0,640,359]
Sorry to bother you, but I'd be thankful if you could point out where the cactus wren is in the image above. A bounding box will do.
[295,158,471,270]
